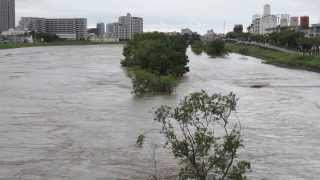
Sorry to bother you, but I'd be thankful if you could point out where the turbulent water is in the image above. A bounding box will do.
[0,45,320,180]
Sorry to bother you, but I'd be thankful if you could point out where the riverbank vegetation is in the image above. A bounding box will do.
[226,43,320,72]
[137,91,251,180]
[226,31,320,56]
[121,32,189,95]
[191,40,228,57]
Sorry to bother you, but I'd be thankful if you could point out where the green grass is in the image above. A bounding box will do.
[0,40,123,50]
[226,43,320,72]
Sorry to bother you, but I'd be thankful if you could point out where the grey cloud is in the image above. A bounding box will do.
[15,0,320,34]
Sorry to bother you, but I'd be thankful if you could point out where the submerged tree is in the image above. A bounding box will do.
[137,91,250,180]
[205,40,228,57]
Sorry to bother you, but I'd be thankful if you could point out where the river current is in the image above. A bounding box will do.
[0,45,320,180]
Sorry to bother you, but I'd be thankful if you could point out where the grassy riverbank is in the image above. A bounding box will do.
[226,43,320,72]
[0,40,123,50]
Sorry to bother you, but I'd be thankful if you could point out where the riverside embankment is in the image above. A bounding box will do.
[226,42,320,72]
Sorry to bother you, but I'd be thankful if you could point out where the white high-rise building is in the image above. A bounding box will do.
[263,4,271,16]
[107,13,143,40]
[280,14,290,27]
[250,4,277,34]
[18,17,87,39]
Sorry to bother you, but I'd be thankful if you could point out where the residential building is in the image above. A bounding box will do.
[290,17,299,27]
[181,28,193,36]
[260,16,277,34]
[300,16,309,29]
[0,0,15,32]
[250,15,261,34]
[106,13,143,40]
[18,17,87,39]
[249,4,278,34]
[280,14,290,27]
[233,24,243,33]
[263,4,271,16]
[45,18,87,39]
[106,23,113,35]
[308,24,320,37]
[18,17,46,32]
[202,29,217,42]
[96,22,105,37]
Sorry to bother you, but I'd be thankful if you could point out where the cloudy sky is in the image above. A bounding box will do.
[16,0,320,34]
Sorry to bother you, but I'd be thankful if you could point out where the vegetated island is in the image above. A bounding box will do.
[121,32,190,95]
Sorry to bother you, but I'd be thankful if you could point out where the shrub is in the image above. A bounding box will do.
[131,68,177,95]
[204,40,227,57]
[191,40,204,55]
[239,47,249,55]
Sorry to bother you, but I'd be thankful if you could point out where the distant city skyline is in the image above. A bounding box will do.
[15,0,320,34]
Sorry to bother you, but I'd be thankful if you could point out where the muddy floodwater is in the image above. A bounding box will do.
[0,45,320,180]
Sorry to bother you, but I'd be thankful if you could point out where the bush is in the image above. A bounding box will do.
[191,40,204,55]
[122,32,189,77]
[204,40,227,57]
[239,47,249,55]
[130,68,177,95]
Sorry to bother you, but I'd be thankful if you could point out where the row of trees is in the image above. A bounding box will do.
[226,31,320,56]
[191,40,228,57]
[30,31,60,43]
[122,32,189,94]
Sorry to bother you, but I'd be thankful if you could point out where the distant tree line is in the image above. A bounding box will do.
[30,31,61,43]
[191,40,228,57]
[121,32,189,95]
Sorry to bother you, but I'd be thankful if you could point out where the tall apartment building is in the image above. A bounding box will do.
[233,24,244,33]
[18,17,87,39]
[300,16,310,29]
[18,17,46,32]
[96,22,105,37]
[290,17,299,27]
[309,24,320,37]
[249,4,277,34]
[106,13,143,40]
[0,0,15,32]
[259,4,277,34]
[280,14,290,27]
[249,15,261,34]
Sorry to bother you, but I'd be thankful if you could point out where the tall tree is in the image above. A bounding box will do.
[138,91,250,180]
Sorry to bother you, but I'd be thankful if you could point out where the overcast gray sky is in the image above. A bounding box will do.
[16,0,320,34]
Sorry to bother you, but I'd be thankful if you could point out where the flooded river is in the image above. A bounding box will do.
[0,45,320,180]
